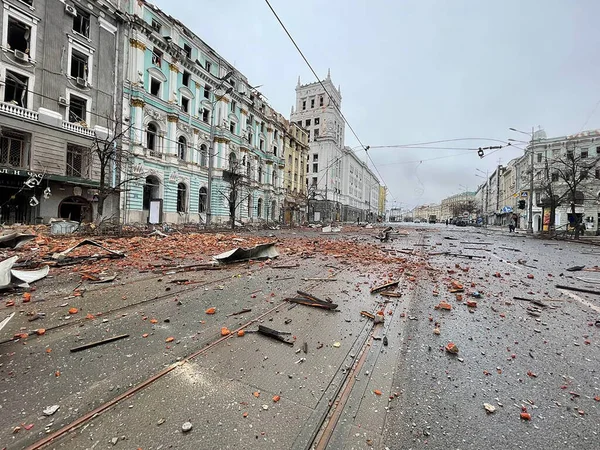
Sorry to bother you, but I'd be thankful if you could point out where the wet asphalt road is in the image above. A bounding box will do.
[1,225,599,449]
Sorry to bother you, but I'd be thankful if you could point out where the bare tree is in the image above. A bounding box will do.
[450,199,477,218]
[537,155,560,233]
[86,116,140,225]
[219,156,254,230]
[550,142,600,239]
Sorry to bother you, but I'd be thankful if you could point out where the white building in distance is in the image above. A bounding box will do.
[290,71,380,222]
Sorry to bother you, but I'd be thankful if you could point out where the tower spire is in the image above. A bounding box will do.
[327,68,331,80]
[297,76,301,87]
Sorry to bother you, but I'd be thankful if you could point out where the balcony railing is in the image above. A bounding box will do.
[1,101,98,139]
[62,121,95,137]
[0,102,39,121]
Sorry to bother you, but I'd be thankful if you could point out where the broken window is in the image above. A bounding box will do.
[205,60,212,73]
[229,121,235,134]
[273,146,277,156]
[202,108,210,123]
[66,144,88,178]
[7,18,30,54]
[319,96,324,106]
[200,144,208,166]
[150,77,161,96]
[314,118,320,125]
[551,172,559,182]
[259,139,264,151]
[177,183,187,212]
[204,85,211,99]
[310,98,315,108]
[177,136,187,161]
[183,43,192,59]
[313,163,318,173]
[152,48,162,67]
[302,100,306,110]
[70,49,88,79]
[314,129,319,139]
[305,119,311,127]
[147,123,158,152]
[182,71,191,87]
[151,19,162,33]
[68,95,87,123]
[4,70,28,108]
[581,149,588,159]
[199,187,207,212]
[0,130,27,168]
[73,7,90,38]
[181,96,189,113]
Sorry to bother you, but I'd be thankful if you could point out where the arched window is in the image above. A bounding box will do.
[258,166,263,183]
[229,152,236,170]
[143,175,160,210]
[200,144,208,167]
[177,136,187,161]
[199,187,207,213]
[147,123,158,151]
[257,198,263,218]
[177,183,187,212]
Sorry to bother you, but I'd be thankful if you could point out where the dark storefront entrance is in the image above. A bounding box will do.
[0,174,34,224]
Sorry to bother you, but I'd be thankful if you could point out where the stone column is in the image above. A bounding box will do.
[168,62,179,104]
[167,114,178,160]
[130,98,145,145]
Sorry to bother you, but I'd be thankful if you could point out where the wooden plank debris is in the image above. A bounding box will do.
[70,334,129,353]
[556,285,600,296]
[370,280,400,294]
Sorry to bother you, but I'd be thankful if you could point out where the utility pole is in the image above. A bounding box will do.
[205,72,233,229]
[510,127,535,234]
[527,127,534,234]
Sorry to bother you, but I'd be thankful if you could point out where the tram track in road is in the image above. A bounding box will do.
[304,231,428,450]
[24,265,351,450]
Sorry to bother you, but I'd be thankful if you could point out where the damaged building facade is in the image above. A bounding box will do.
[282,119,309,225]
[120,0,285,225]
[290,72,381,223]
[0,0,123,224]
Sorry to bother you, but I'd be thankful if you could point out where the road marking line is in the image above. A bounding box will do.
[490,253,523,270]
[558,289,600,314]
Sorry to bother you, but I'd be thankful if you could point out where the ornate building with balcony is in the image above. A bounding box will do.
[120,0,285,226]
[0,0,122,224]
[282,119,308,225]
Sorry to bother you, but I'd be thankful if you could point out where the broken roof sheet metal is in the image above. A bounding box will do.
[0,312,15,333]
[0,256,19,288]
[11,265,50,284]
[213,242,279,264]
[51,239,125,260]
[0,232,36,249]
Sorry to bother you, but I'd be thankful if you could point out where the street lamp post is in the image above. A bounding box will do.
[509,127,535,234]
[205,72,234,229]
[475,168,489,226]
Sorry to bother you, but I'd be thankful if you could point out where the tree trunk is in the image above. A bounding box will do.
[571,203,580,239]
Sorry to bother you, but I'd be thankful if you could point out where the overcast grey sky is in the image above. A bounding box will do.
[153,0,600,209]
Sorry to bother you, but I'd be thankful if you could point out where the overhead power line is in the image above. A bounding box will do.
[264,0,394,201]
